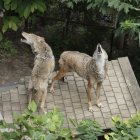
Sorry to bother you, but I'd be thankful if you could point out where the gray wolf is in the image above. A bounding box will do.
[50,43,108,112]
[21,32,55,113]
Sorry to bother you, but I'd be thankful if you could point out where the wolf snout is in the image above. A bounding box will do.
[98,46,102,53]
[22,31,27,34]
[22,31,25,35]
[22,31,30,37]
[97,43,102,53]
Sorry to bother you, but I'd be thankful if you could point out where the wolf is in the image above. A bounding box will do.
[21,32,55,113]
[50,43,108,112]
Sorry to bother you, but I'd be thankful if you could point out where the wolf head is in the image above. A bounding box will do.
[21,32,46,54]
[93,43,108,60]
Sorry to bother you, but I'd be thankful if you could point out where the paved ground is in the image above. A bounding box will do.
[0,57,140,129]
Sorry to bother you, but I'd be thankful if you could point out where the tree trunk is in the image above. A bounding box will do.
[62,9,71,39]
[114,34,125,49]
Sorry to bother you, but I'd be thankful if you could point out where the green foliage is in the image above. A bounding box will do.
[107,0,140,47]
[0,0,139,57]
[45,107,73,139]
[1,0,140,40]
[3,0,46,18]
[0,101,74,140]
[107,1,135,14]
[115,20,140,46]
[0,38,17,57]
[0,0,47,56]
[70,118,103,140]
[60,0,140,47]
[1,0,46,33]
[120,20,140,32]
[115,20,140,37]
[2,16,20,33]
[0,101,103,140]
[87,0,140,14]
[105,112,140,140]
[1,101,140,140]
[60,0,84,9]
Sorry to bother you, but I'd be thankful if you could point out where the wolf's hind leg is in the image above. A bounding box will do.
[28,79,33,103]
[50,67,67,93]
[60,76,67,83]
[28,89,32,103]
[48,73,53,85]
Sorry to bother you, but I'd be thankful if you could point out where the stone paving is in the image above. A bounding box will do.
[0,57,140,129]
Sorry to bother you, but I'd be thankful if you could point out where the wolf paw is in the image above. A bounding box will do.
[97,102,103,108]
[50,87,54,93]
[48,80,52,85]
[88,106,94,112]
[40,105,47,114]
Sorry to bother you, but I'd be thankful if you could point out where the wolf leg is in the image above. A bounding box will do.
[96,82,103,107]
[39,81,47,113]
[48,72,53,85]
[50,68,67,93]
[60,76,67,83]
[28,78,33,103]
[87,79,94,112]
[40,92,47,114]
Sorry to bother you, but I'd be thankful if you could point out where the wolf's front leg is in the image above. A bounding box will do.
[40,83,48,114]
[87,79,94,112]
[96,82,103,107]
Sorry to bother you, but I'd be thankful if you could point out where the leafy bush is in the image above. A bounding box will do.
[61,0,140,46]
[3,101,140,140]
[70,118,103,140]
[0,101,103,140]
[105,112,140,140]
[0,101,73,140]
[0,0,46,38]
